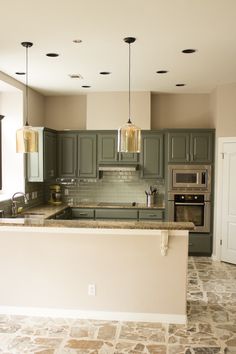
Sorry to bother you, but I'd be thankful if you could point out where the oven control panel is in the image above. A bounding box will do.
[174,194,204,203]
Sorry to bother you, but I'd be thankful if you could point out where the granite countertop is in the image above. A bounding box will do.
[0,218,195,230]
[0,202,194,230]
[70,202,165,209]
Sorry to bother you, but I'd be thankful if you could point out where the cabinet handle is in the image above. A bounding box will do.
[79,213,88,216]
[148,214,157,217]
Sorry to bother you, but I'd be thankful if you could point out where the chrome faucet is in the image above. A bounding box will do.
[11,192,28,217]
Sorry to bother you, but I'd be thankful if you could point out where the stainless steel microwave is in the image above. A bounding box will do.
[168,165,211,192]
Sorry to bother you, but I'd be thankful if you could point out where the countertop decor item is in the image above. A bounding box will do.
[16,42,38,153]
[118,37,141,153]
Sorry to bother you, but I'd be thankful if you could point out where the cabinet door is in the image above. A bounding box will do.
[98,133,118,163]
[44,131,57,180]
[191,132,213,163]
[27,128,44,182]
[77,134,97,178]
[119,152,139,163]
[141,133,164,178]
[58,133,77,177]
[189,233,212,255]
[95,209,138,219]
[167,132,190,163]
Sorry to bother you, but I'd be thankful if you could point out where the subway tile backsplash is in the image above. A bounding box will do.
[53,171,165,205]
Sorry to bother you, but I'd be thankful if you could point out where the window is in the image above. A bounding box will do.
[0,87,25,200]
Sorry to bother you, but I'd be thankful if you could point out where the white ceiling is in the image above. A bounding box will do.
[1,0,236,95]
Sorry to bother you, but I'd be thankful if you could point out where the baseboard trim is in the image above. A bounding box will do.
[0,306,186,324]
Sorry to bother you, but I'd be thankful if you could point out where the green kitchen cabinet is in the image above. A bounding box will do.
[167,130,214,164]
[98,133,118,163]
[95,208,138,219]
[77,133,97,178]
[140,132,164,179]
[57,133,77,177]
[27,128,57,182]
[189,233,212,256]
[97,132,139,164]
[44,130,57,180]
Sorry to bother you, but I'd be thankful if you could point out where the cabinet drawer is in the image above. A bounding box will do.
[139,210,164,220]
[189,233,212,255]
[95,209,138,219]
[71,208,94,219]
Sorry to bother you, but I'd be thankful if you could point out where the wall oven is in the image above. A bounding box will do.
[168,165,211,192]
[168,193,211,233]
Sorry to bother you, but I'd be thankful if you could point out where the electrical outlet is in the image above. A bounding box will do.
[64,188,69,196]
[88,283,96,296]
[26,193,30,200]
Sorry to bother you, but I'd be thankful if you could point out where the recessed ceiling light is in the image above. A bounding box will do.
[176,83,186,87]
[15,72,25,75]
[46,53,59,57]
[73,39,83,44]
[100,71,111,75]
[182,49,197,54]
[69,74,83,79]
[81,85,91,88]
[156,70,168,74]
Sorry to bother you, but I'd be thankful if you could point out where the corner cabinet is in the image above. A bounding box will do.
[97,132,139,164]
[140,132,164,179]
[167,130,214,164]
[27,128,57,182]
[57,132,97,179]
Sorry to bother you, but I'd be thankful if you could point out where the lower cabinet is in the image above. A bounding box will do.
[71,208,165,221]
[189,233,212,255]
[95,209,138,219]
[139,210,164,220]
[71,208,95,219]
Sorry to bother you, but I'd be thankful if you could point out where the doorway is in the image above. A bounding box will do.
[216,137,236,264]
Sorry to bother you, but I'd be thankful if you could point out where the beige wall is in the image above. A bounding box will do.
[44,95,86,130]
[151,93,212,129]
[0,228,188,321]
[87,92,151,130]
[213,83,236,137]
[0,71,45,126]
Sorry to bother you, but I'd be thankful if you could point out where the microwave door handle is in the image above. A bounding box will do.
[201,172,206,185]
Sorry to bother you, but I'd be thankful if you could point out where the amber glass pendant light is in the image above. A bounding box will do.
[118,37,141,153]
[16,42,38,153]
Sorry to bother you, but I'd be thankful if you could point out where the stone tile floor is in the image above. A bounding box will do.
[0,257,235,354]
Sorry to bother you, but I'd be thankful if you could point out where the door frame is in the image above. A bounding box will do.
[214,137,236,260]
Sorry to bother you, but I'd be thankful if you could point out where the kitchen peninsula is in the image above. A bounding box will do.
[0,206,194,325]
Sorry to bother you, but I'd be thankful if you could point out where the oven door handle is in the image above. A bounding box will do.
[175,202,205,206]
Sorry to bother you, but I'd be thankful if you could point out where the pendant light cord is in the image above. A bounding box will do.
[25,44,29,126]
[128,42,131,124]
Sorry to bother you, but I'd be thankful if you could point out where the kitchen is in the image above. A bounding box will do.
[0,0,236,353]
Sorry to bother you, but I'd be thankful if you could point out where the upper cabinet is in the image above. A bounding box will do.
[44,131,57,180]
[27,128,57,182]
[57,132,97,179]
[57,133,77,177]
[167,130,214,164]
[140,132,164,179]
[98,133,118,163]
[97,132,139,164]
[77,133,97,178]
